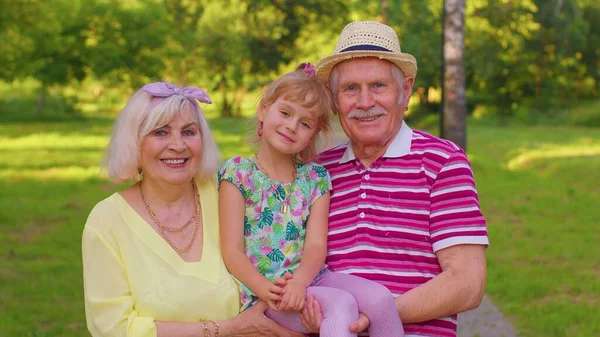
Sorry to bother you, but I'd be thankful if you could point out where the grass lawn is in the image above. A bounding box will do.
[0,117,598,337]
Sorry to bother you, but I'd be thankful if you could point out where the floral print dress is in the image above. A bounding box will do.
[218,156,331,311]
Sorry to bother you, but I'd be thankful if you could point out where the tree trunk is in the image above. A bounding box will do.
[443,0,466,150]
[380,0,388,24]
[36,84,47,117]
[220,80,232,118]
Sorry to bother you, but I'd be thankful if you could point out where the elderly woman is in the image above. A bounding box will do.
[82,82,302,337]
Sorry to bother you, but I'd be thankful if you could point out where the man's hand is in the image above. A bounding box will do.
[349,313,370,333]
[300,294,323,333]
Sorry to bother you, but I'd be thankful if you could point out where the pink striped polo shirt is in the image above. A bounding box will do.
[317,121,488,337]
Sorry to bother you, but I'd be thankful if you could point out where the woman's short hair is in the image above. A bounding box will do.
[103,89,220,183]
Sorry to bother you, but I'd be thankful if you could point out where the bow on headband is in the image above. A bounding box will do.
[142,82,212,114]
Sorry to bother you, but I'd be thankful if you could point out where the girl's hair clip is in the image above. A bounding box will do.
[302,62,316,77]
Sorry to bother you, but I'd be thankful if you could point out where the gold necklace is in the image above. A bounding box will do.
[254,151,297,213]
[139,180,200,253]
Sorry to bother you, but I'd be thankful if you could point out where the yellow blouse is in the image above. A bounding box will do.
[82,179,239,337]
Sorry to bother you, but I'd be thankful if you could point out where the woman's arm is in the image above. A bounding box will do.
[83,207,160,337]
[156,302,305,337]
[219,181,283,307]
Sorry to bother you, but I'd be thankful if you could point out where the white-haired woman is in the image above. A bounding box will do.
[82,82,302,337]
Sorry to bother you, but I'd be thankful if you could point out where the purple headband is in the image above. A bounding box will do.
[142,82,212,114]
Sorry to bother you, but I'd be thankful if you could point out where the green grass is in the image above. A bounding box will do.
[468,125,600,337]
[1,118,599,337]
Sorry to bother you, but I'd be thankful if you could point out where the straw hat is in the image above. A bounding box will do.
[316,21,418,82]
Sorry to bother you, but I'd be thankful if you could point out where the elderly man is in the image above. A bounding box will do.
[309,21,489,337]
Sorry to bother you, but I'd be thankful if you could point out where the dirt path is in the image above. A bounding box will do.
[327,127,519,337]
[458,295,519,337]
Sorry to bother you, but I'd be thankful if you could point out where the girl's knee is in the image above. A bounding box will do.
[319,290,358,318]
[358,283,396,312]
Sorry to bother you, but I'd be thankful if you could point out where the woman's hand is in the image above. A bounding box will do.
[300,294,323,334]
[225,301,306,337]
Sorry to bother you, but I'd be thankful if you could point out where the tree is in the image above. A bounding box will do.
[0,1,89,115]
[195,0,347,117]
[85,1,171,90]
[443,0,467,149]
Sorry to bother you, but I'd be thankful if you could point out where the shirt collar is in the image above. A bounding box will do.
[339,121,413,164]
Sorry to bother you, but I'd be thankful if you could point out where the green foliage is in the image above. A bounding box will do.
[193,0,348,116]
[85,1,170,88]
[1,0,599,119]
[565,100,600,127]
[465,0,599,115]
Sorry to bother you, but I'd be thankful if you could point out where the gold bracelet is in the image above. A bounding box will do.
[200,320,210,337]
[210,320,219,337]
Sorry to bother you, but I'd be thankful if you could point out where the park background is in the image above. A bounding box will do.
[0,0,599,336]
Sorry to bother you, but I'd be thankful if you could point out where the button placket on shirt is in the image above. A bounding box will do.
[357,168,370,224]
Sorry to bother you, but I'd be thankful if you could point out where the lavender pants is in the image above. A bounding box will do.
[265,270,404,337]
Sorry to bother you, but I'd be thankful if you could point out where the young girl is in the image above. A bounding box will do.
[218,64,404,337]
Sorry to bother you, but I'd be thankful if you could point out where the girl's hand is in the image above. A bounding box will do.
[300,294,323,334]
[278,278,306,311]
[273,272,293,288]
[257,282,284,311]
[266,283,285,311]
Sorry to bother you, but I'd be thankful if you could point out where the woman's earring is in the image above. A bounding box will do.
[258,121,263,137]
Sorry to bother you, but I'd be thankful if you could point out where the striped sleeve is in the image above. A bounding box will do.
[429,149,489,252]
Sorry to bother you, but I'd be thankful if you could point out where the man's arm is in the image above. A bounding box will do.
[395,244,487,323]
[348,244,486,333]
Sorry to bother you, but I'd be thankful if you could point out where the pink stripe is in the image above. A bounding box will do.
[333,258,441,273]
[317,129,485,337]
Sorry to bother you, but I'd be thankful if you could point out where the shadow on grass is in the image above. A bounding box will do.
[0,175,120,337]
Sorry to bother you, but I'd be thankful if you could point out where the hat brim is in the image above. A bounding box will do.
[316,51,418,83]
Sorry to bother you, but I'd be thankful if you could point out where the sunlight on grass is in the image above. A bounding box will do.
[507,139,600,170]
[0,133,108,150]
[0,166,103,181]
